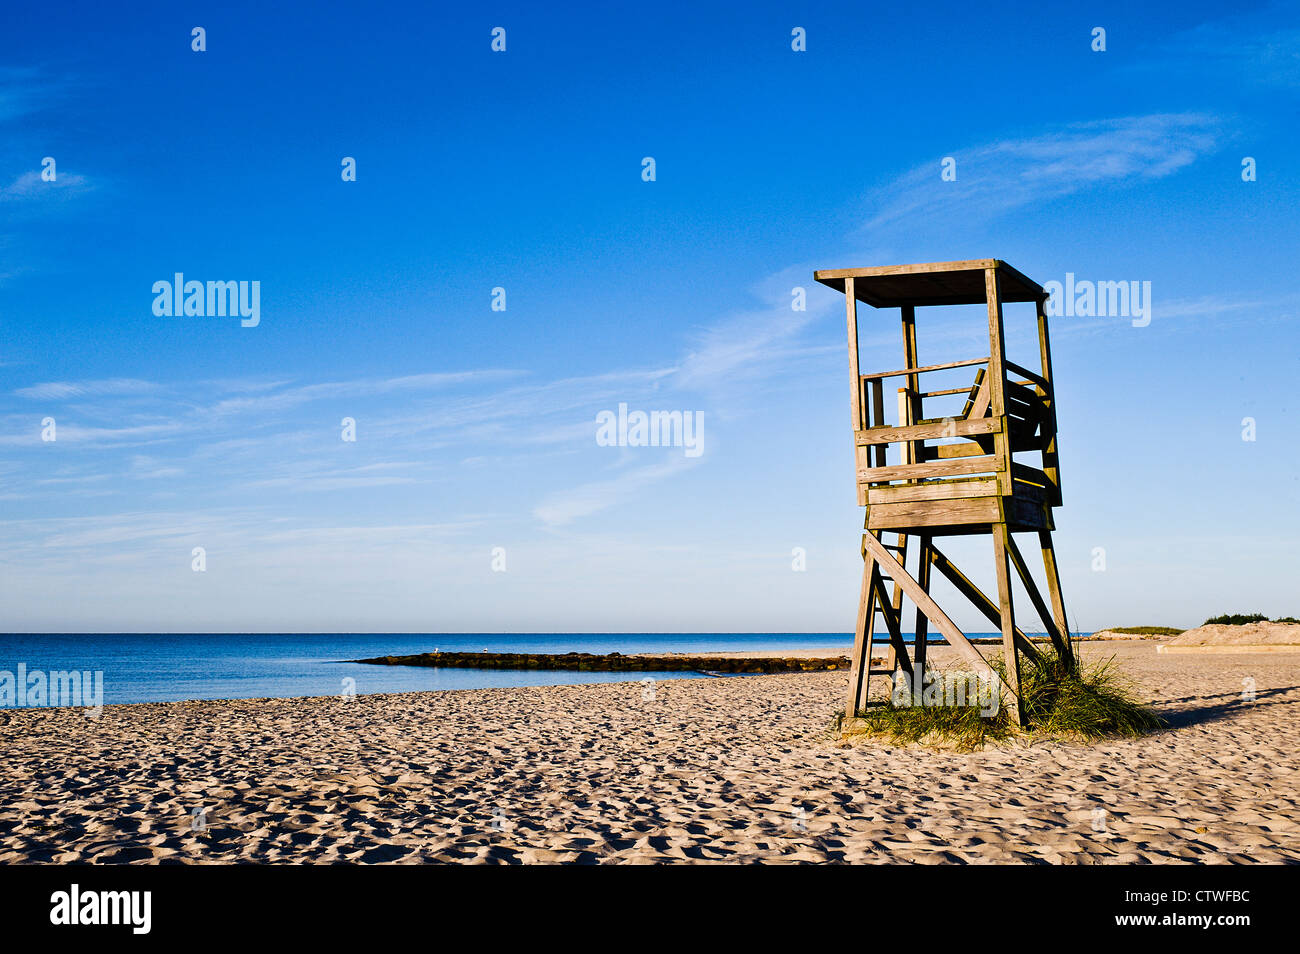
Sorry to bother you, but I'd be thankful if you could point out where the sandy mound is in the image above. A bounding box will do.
[1167,622,1300,647]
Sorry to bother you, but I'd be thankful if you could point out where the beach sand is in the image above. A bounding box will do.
[1,642,1297,864]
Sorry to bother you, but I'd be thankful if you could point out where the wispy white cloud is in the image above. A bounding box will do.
[199,369,519,419]
[13,378,156,400]
[0,418,183,448]
[0,508,484,566]
[533,456,699,527]
[0,169,91,203]
[672,262,840,396]
[0,67,91,201]
[864,114,1222,230]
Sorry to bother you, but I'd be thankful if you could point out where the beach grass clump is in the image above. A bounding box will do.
[1199,613,1299,624]
[843,690,1013,751]
[841,648,1164,751]
[1015,650,1165,740]
[1105,625,1182,636]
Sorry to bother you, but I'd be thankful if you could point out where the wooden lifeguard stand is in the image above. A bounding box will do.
[814,260,1075,724]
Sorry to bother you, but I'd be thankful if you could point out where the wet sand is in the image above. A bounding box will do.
[0,642,1296,864]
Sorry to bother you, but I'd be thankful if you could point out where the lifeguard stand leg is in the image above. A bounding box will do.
[1038,530,1074,668]
[913,534,932,701]
[991,522,1025,727]
[846,544,880,718]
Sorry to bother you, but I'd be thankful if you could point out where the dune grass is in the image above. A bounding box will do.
[1104,625,1182,636]
[1016,650,1165,739]
[839,646,1165,751]
[843,691,1015,751]
[1203,613,1269,625]
[1200,613,1299,625]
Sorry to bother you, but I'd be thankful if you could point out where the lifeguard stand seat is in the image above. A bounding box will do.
[814,260,1076,725]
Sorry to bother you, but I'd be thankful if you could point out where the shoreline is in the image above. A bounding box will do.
[354,650,852,673]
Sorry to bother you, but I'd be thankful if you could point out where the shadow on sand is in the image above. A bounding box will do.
[1155,685,1299,730]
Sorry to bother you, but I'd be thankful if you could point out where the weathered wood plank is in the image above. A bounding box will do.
[816,259,1002,280]
[858,356,989,382]
[917,385,971,398]
[858,455,1000,484]
[855,416,1001,446]
[868,496,1003,530]
[867,477,999,505]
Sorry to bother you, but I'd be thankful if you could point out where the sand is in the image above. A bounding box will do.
[0,642,1296,864]
[1166,622,1300,647]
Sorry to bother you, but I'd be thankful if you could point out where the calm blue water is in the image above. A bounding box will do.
[0,632,867,707]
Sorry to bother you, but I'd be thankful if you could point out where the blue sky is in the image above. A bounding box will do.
[1,0,1297,632]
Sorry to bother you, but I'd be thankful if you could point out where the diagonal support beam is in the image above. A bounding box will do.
[861,533,1006,691]
[928,545,1044,664]
[871,572,914,678]
[913,535,932,682]
[1004,534,1072,660]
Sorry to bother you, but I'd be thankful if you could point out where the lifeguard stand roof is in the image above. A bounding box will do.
[814,259,1043,309]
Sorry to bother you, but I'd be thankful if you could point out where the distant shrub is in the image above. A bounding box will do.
[1275,616,1300,624]
[1203,613,1268,626]
[1106,626,1182,636]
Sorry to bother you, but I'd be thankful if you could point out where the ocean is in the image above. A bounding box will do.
[0,632,1052,707]
[0,632,851,707]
